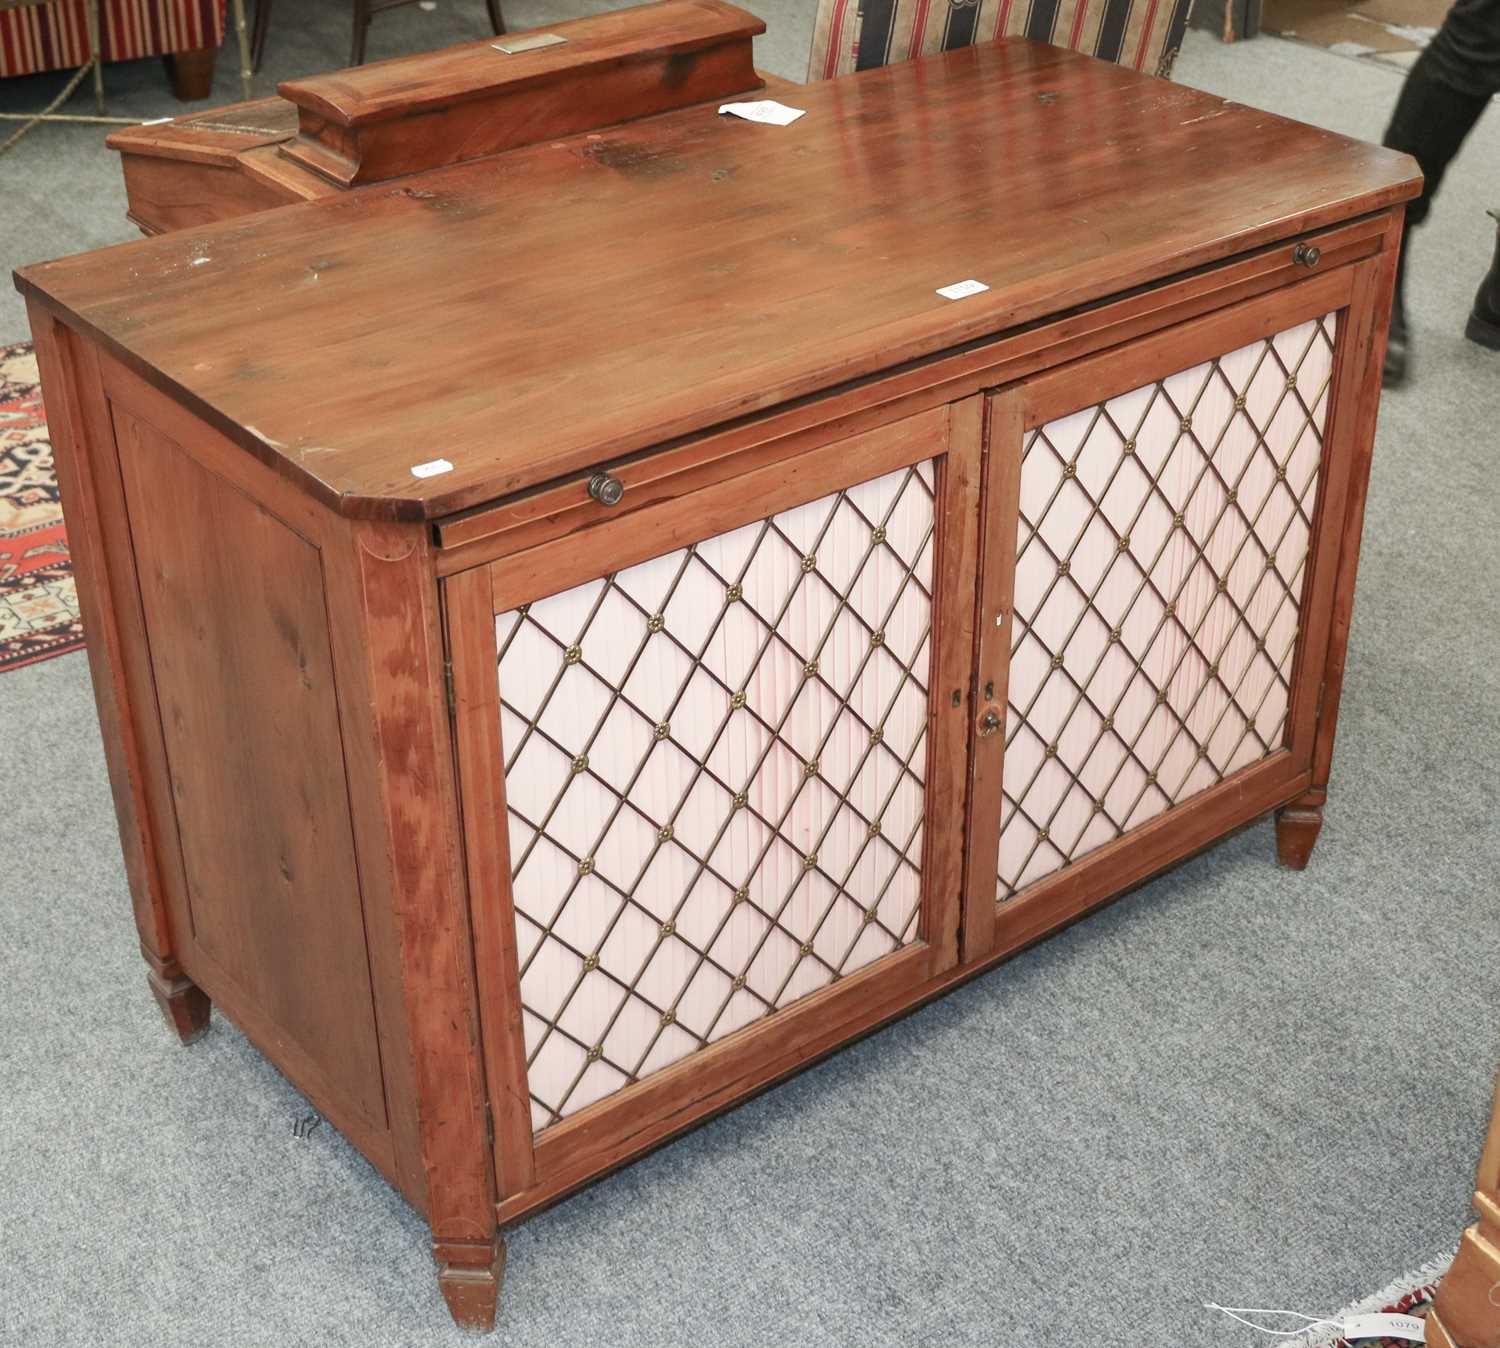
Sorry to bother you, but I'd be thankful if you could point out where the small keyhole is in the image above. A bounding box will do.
[984,680,994,700]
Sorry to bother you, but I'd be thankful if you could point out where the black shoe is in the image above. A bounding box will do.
[1465,209,1500,352]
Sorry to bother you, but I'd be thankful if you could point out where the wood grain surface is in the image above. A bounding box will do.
[17,40,1417,522]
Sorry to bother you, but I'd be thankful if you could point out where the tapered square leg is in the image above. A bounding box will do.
[435,1235,506,1332]
[1275,789,1325,870]
[146,963,211,1044]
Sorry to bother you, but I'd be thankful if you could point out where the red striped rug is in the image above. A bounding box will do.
[0,342,84,674]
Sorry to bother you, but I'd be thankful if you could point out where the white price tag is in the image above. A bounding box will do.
[718,100,806,126]
[936,279,990,300]
[1343,1313,1426,1342]
[411,458,454,479]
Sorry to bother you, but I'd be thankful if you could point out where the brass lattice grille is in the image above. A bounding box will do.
[497,462,937,1131]
[998,314,1337,899]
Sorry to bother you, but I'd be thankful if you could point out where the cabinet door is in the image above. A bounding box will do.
[445,399,982,1196]
[963,264,1377,959]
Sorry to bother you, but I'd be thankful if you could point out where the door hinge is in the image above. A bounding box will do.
[1316,680,1327,722]
[484,1102,495,1147]
[443,658,456,717]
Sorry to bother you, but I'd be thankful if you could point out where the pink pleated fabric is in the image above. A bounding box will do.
[497,461,936,1131]
[997,314,1336,898]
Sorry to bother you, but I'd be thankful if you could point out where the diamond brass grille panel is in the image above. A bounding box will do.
[498,462,937,1131]
[998,314,1337,900]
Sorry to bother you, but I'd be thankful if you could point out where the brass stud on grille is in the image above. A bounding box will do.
[1226,488,1238,504]
[800,941,814,956]
[1117,535,1131,552]
[583,954,599,973]
[801,554,817,573]
[1217,579,1228,594]
[1123,439,1137,455]
[1101,715,1114,731]
[1173,512,1185,528]
[804,659,819,677]
[1266,552,1277,569]
[658,824,674,843]
[803,853,818,870]
[1051,653,1065,670]
[587,1045,603,1063]
[1165,601,1177,617]
[1276,466,1287,481]
[732,974,747,991]
[868,821,882,838]
[1286,374,1297,390]
[1146,772,1158,785]
[647,613,665,633]
[660,919,675,937]
[1180,416,1193,432]
[1255,637,1266,651]
[870,727,884,745]
[1156,690,1169,705]
[1110,628,1122,643]
[571,754,589,774]
[872,525,887,545]
[734,790,748,810]
[1037,826,1050,842]
[1044,743,1058,759]
[564,645,582,665]
[734,886,749,904]
[1208,662,1219,677]
[1062,462,1077,479]
[654,721,670,741]
[731,690,747,709]
[864,906,878,924]
[578,856,595,876]
[518,603,531,616]
[870,629,886,647]
[804,760,819,779]
[725,583,742,603]
[660,1010,676,1026]
[1057,560,1071,577]
[1234,394,1248,410]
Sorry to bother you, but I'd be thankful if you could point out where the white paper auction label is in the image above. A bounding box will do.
[1342,1312,1425,1342]
[411,459,454,479]
[718,100,806,126]
[936,279,990,300]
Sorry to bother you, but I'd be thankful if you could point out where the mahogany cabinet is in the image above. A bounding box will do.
[14,21,1418,1331]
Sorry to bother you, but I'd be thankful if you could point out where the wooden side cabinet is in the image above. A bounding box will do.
[1430,1072,1500,1348]
[14,30,1418,1331]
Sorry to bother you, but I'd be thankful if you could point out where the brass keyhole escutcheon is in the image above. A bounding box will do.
[977,707,1002,737]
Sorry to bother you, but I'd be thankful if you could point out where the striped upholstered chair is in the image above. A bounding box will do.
[809,0,1197,82]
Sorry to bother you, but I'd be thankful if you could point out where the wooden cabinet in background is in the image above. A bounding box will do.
[14,12,1418,1331]
[1430,1073,1500,1348]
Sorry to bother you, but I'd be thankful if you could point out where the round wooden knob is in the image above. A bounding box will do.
[587,471,624,507]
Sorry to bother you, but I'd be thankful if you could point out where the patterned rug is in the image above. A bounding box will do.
[0,341,83,674]
[1279,1249,1454,1346]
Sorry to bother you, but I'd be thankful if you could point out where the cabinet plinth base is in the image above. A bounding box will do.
[1275,791,1326,870]
[436,1236,506,1332]
[146,965,211,1044]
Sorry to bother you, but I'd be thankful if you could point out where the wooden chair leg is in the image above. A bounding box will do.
[351,0,370,67]
[165,46,218,101]
[486,0,506,36]
[1275,788,1325,870]
[435,1235,506,1331]
[250,0,273,73]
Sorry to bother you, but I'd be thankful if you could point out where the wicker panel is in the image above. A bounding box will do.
[498,462,937,1131]
[998,314,1337,900]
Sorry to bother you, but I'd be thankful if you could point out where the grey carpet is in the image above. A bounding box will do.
[2,8,1498,1346]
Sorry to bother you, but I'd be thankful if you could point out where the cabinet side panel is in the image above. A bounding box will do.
[111,404,389,1132]
[998,312,1337,899]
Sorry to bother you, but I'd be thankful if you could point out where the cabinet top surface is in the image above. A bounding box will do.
[16,38,1418,521]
